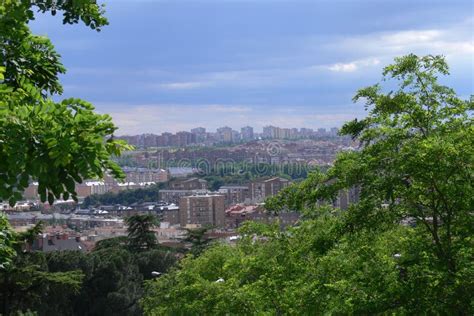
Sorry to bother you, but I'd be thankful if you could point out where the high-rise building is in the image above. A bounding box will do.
[143,134,157,148]
[191,127,207,143]
[241,126,254,140]
[262,125,274,138]
[217,126,233,143]
[317,128,326,136]
[290,128,299,139]
[176,131,196,146]
[300,128,313,138]
[179,194,225,227]
[191,127,206,134]
[248,177,291,202]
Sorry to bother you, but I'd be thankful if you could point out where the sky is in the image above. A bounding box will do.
[30,0,473,135]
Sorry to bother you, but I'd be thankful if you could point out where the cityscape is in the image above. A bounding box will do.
[0,0,472,315]
[117,125,342,148]
[4,123,358,244]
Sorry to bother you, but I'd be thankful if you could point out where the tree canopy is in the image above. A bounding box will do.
[0,0,130,206]
[126,214,159,252]
[142,55,474,314]
[82,183,163,207]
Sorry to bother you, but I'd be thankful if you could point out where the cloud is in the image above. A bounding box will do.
[380,30,441,46]
[327,58,381,73]
[330,19,474,60]
[100,103,365,135]
[328,62,358,73]
[204,105,252,113]
[158,81,210,90]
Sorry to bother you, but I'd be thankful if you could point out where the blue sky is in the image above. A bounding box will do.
[31,0,473,135]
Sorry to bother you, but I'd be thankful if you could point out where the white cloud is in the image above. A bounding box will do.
[158,81,210,90]
[204,105,252,113]
[328,62,358,72]
[100,102,365,135]
[327,58,380,73]
[381,30,441,46]
[330,19,474,60]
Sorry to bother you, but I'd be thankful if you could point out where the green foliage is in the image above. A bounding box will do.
[142,55,474,314]
[126,214,158,252]
[83,183,163,207]
[15,221,44,250]
[0,0,131,206]
[2,242,178,315]
[201,162,310,190]
[135,249,177,281]
[0,213,16,270]
[184,226,213,257]
[0,251,85,315]
[94,235,129,251]
[77,247,143,316]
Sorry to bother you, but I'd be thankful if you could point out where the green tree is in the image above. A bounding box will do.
[76,247,143,316]
[82,183,163,207]
[135,249,177,281]
[184,226,213,257]
[142,55,474,314]
[0,0,130,206]
[272,54,474,313]
[126,214,158,252]
[0,214,16,270]
[0,227,84,315]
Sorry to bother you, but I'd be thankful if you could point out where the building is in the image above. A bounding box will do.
[218,186,250,205]
[143,134,158,147]
[317,128,327,137]
[159,189,208,204]
[191,127,206,134]
[179,194,225,228]
[23,183,39,199]
[300,128,313,137]
[225,205,300,229]
[160,189,194,204]
[31,232,86,252]
[169,178,207,190]
[75,181,108,197]
[122,167,169,183]
[262,125,274,139]
[191,127,207,143]
[217,126,234,143]
[248,177,291,202]
[241,126,254,141]
[160,204,181,226]
[168,167,197,178]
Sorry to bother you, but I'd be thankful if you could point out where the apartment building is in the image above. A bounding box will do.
[179,194,225,228]
[248,177,291,202]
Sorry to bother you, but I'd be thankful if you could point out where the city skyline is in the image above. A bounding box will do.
[30,0,473,134]
[116,124,339,136]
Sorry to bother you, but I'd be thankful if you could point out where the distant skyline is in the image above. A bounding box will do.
[117,124,338,136]
[31,0,473,135]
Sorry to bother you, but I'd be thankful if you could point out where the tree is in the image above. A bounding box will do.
[0,214,16,270]
[270,54,474,312]
[126,214,158,252]
[0,226,84,315]
[135,249,177,281]
[75,247,143,316]
[44,246,177,315]
[142,55,474,314]
[184,226,213,257]
[82,183,163,207]
[0,0,130,206]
